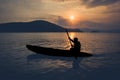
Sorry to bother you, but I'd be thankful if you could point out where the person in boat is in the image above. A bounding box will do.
[68,37,81,53]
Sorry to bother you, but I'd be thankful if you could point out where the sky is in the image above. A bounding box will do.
[0,0,120,31]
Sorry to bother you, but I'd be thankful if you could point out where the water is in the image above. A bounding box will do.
[0,33,120,80]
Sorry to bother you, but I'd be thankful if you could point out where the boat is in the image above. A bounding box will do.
[26,45,93,57]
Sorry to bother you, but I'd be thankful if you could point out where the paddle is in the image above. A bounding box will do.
[65,29,73,47]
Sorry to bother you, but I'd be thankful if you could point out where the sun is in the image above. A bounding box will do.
[70,15,75,21]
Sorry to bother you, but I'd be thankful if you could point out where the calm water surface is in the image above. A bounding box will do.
[0,33,120,80]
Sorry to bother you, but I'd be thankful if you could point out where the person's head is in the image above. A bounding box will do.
[74,37,78,42]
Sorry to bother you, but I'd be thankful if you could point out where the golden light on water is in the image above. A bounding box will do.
[69,32,76,39]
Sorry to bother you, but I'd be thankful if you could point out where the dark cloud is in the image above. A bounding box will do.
[81,0,120,8]
[51,0,120,8]
[56,16,70,27]
[104,2,120,13]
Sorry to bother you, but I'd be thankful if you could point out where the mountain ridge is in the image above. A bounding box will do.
[0,20,81,32]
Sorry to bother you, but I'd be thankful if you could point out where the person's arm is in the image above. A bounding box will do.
[68,37,74,42]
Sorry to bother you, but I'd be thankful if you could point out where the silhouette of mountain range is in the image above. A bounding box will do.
[0,20,81,32]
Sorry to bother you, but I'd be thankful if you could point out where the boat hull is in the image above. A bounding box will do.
[26,45,92,57]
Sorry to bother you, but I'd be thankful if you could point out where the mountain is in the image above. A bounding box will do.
[0,20,81,32]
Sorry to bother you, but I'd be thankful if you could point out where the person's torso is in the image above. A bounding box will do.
[74,41,80,49]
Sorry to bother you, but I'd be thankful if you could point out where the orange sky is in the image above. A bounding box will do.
[0,0,120,30]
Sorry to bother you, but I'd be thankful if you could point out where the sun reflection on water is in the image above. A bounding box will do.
[69,32,76,39]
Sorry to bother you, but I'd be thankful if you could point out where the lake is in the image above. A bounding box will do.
[0,32,120,80]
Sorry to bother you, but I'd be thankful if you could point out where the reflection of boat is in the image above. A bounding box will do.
[26,45,93,57]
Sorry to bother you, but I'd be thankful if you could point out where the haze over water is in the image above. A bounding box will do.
[0,32,120,80]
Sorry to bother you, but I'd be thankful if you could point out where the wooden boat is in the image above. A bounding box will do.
[26,45,92,57]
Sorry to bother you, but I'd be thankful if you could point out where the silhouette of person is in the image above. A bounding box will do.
[69,37,81,53]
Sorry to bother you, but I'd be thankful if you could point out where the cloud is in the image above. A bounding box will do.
[55,16,69,27]
[0,0,43,22]
[51,0,120,8]
[52,0,74,2]
[54,15,120,31]
[104,2,120,14]
[81,0,120,8]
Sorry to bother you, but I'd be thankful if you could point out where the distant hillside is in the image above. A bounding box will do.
[0,20,81,32]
